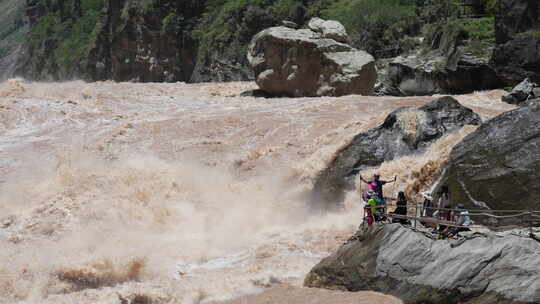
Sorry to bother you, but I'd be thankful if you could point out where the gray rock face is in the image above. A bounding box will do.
[307,17,348,43]
[492,33,540,86]
[282,20,298,29]
[501,78,538,105]
[247,19,376,97]
[436,103,540,216]
[311,96,481,209]
[492,0,540,85]
[305,224,540,304]
[381,54,502,96]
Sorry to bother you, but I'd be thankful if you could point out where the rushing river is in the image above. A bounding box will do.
[0,79,513,303]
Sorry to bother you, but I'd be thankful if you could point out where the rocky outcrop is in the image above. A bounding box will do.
[435,102,540,216]
[501,78,538,105]
[379,16,503,96]
[307,17,348,43]
[190,4,279,83]
[494,0,540,44]
[247,19,376,97]
[311,96,481,208]
[305,224,540,304]
[492,0,540,85]
[381,53,501,96]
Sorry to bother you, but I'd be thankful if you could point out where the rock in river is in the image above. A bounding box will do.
[311,96,481,209]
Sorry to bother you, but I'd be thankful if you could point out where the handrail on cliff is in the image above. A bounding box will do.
[363,199,540,239]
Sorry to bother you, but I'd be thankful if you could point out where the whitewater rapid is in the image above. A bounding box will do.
[0,79,514,303]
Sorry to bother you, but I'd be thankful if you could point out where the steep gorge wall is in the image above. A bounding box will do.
[0,0,27,80]
[8,0,537,84]
[492,0,540,85]
[13,0,319,82]
[16,0,206,82]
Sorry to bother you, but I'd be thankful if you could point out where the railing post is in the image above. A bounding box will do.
[414,202,418,230]
[530,210,534,236]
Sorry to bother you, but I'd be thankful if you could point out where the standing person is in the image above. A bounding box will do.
[364,190,377,226]
[422,192,434,217]
[360,174,397,201]
[392,191,408,224]
[435,185,451,235]
[394,191,408,215]
[438,186,451,220]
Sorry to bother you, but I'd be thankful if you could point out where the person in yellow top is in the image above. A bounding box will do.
[367,190,379,218]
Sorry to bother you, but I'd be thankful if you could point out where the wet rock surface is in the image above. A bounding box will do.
[247,18,376,97]
[436,102,540,215]
[305,224,540,304]
[311,96,481,208]
[501,78,538,105]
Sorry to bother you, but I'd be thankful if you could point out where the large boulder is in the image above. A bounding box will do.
[381,54,502,96]
[492,0,540,85]
[311,96,481,208]
[501,78,538,105]
[435,102,540,214]
[305,224,540,304]
[247,19,376,97]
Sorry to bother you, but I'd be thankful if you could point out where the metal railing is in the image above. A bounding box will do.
[361,198,540,239]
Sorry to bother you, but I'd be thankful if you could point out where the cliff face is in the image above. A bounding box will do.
[87,0,205,82]
[492,0,540,85]
[0,0,27,80]
[16,0,205,82]
[7,0,533,84]
[14,0,314,82]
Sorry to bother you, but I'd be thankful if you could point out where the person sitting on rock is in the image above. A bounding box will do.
[443,204,471,238]
[360,173,397,201]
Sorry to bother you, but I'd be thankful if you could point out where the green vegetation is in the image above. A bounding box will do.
[28,0,105,75]
[6,0,502,80]
[322,0,418,55]
[422,16,495,58]
[462,17,495,57]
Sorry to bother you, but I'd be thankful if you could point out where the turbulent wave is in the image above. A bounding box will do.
[0,79,514,303]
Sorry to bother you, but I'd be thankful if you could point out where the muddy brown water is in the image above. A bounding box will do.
[0,79,513,303]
